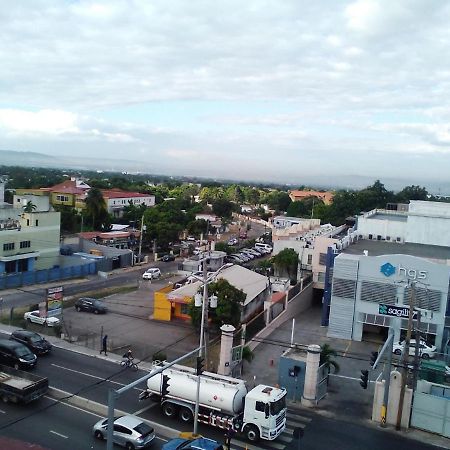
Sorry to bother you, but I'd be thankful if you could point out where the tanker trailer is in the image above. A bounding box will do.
[139,363,286,443]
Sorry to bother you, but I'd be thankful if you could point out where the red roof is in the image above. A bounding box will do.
[46,180,86,195]
[101,189,152,199]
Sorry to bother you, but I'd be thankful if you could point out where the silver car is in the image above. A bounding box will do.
[93,415,155,449]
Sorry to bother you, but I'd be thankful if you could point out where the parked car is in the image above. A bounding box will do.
[23,311,60,327]
[227,237,238,246]
[244,248,261,257]
[93,415,155,449]
[161,254,175,262]
[75,298,107,314]
[10,330,52,356]
[393,339,436,359]
[0,338,37,370]
[162,437,224,450]
[237,253,251,262]
[142,268,161,280]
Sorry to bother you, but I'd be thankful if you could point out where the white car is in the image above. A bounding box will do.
[142,268,161,280]
[393,339,436,359]
[24,311,60,327]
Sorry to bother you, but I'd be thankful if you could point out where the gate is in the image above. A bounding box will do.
[316,363,328,402]
[411,386,450,437]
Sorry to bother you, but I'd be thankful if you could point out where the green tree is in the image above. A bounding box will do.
[189,279,246,330]
[187,219,209,237]
[212,199,236,218]
[272,248,298,282]
[395,185,428,203]
[23,201,36,213]
[320,343,340,374]
[85,188,110,230]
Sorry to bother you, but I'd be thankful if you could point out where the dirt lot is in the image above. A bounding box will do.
[62,275,200,362]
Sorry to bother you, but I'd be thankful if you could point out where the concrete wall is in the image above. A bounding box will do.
[249,283,313,351]
[357,215,407,243]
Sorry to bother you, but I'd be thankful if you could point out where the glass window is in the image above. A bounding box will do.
[255,401,265,412]
[270,395,286,415]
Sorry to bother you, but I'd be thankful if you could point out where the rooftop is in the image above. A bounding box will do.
[342,239,450,261]
[365,212,407,222]
[168,264,268,306]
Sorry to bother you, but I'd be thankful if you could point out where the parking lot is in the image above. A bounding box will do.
[62,274,201,362]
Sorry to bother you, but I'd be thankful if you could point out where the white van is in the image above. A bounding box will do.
[255,242,273,253]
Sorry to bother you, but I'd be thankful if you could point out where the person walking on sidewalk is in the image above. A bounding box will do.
[100,334,108,356]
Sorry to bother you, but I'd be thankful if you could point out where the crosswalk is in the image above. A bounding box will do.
[231,408,313,450]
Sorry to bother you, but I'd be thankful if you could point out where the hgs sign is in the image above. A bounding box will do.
[380,262,427,280]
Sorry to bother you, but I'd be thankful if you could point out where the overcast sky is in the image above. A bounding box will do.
[1,0,450,187]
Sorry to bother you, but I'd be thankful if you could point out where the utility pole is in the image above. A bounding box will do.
[380,328,394,427]
[412,309,422,390]
[138,214,144,263]
[396,281,416,430]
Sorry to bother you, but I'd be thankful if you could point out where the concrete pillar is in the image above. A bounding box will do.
[301,344,321,407]
[217,324,235,376]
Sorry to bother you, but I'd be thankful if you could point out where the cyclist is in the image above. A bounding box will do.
[123,349,134,362]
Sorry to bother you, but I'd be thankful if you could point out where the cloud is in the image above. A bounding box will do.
[0,1,450,185]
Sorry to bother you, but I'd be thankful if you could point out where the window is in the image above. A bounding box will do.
[307,254,313,265]
[20,241,31,249]
[319,253,327,265]
[180,303,190,315]
[35,220,39,226]
[3,243,15,251]
[56,195,69,202]
[255,401,266,412]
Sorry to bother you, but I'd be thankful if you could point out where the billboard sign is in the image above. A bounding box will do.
[379,303,417,319]
[47,286,63,317]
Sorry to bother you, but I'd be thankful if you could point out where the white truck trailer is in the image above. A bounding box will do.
[139,363,286,443]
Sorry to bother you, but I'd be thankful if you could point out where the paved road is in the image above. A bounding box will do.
[0,259,179,310]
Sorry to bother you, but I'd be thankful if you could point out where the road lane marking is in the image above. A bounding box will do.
[343,341,352,356]
[51,363,143,391]
[44,396,104,418]
[133,402,158,415]
[330,374,375,383]
[50,430,68,439]
[0,409,5,414]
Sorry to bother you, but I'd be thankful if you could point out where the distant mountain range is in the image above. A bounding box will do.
[1,149,449,195]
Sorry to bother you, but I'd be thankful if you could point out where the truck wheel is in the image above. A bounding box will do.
[394,349,401,355]
[422,353,430,360]
[162,402,178,418]
[244,424,260,442]
[75,306,81,312]
[13,363,19,370]
[94,430,104,440]
[179,407,193,423]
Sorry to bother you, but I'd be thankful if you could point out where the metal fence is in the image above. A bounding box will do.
[0,262,97,290]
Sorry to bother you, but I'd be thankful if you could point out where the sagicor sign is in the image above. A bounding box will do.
[379,303,417,319]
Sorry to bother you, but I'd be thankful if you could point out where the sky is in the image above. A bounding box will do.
[1,0,450,187]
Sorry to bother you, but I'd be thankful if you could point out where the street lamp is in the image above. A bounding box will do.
[190,262,229,436]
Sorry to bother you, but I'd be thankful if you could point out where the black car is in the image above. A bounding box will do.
[162,254,175,262]
[74,298,108,314]
[10,330,52,356]
[0,339,37,370]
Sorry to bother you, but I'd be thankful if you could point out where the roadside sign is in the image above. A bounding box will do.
[231,345,243,362]
[379,303,417,319]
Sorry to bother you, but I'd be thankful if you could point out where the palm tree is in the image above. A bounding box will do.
[85,188,107,229]
[23,201,36,213]
[320,343,340,374]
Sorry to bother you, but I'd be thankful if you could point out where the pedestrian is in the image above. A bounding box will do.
[100,334,108,356]
[224,428,234,450]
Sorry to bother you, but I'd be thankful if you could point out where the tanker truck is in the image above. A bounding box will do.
[139,363,286,443]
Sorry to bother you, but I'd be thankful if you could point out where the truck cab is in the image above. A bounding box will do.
[242,385,286,442]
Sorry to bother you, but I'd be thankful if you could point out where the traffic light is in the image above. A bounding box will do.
[161,374,171,396]
[370,351,379,368]
[196,356,204,375]
[360,369,369,389]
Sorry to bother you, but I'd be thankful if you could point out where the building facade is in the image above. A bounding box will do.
[327,250,450,350]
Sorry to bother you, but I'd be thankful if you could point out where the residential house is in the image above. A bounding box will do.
[154,264,270,323]
[101,189,155,218]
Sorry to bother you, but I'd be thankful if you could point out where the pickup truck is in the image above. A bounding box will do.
[0,364,48,403]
